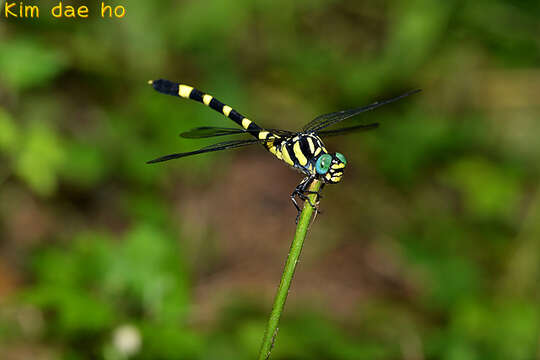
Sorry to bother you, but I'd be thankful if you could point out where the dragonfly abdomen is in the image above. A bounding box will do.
[150,79,264,136]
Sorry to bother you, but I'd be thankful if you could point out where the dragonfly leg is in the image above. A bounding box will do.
[290,192,302,213]
[291,176,321,223]
[304,183,325,202]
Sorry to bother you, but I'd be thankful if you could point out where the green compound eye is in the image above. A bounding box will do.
[336,152,347,164]
[316,154,332,174]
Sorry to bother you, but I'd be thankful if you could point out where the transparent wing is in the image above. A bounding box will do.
[146,138,269,164]
[180,126,296,139]
[317,123,379,137]
[265,128,297,137]
[302,89,421,133]
[180,126,248,138]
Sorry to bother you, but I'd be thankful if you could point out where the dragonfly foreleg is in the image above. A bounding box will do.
[291,176,321,223]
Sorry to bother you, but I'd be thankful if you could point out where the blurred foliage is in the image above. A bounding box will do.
[1,0,540,359]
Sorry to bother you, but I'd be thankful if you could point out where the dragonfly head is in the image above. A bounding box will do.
[315,152,347,184]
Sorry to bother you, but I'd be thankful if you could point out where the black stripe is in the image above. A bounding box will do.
[299,136,312,156]
[286,142,299,165]
[314,137,324,150]
[152,79,179,97]
[209,98,224,113]
[228,109,244,123]
[247,122,262,132]
[189,88,204,102]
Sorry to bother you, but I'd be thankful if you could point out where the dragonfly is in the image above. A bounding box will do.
[147,79,420,221]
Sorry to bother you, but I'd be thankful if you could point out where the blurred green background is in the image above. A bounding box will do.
[1,0,540,359]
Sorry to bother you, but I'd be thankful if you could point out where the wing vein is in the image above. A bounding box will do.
[302,89,421,133]
[146,138,273,164]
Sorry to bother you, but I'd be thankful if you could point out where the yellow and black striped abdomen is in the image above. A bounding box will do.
[149,79,326,176]
[150,79,264,136]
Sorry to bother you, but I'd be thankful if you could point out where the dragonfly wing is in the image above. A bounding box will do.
[302,89,421,133]
[180,126,248,138]
[265,128,296,137]
[317,123,379,137]
[146,138,269,164]
[181,127,296,139]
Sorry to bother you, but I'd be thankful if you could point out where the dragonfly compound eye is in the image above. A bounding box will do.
[316,154,332,174]
[335,152,347,164]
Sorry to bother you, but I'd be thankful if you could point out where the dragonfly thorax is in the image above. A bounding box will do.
[268,133,324,171]
[267,133,346,184]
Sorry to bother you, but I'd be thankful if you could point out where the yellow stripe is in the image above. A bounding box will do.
[179,85,193,98]
[331,177,342,182]
[332,163,345,169]
[325,173,332,181]
[242,118,252,129]
[307,137,315,153]
[281,146,294,166]
[203,94,213,105]
[223,106,232,117]
[314,147,322,156]
[270,146,283,160]
[293,141,308,166]
[258,131,269,139]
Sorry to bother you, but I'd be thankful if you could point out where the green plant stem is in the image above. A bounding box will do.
[257,180,322,360]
